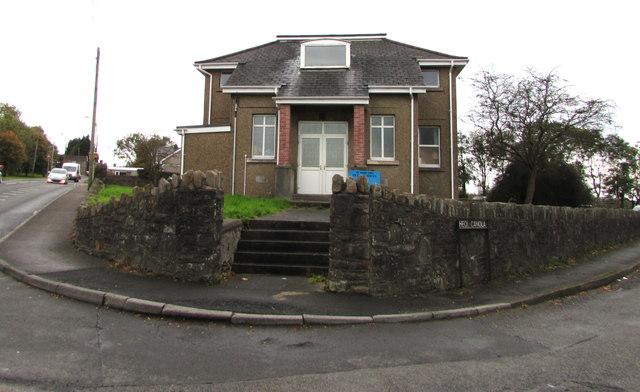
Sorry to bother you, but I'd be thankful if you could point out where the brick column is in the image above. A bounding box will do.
[278,104,291,165]
[353,104,366,167]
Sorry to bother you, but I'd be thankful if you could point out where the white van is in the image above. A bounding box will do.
[62,162,81,182]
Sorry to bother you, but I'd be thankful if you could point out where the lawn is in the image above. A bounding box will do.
[91,185,135,205]
[2,174,46,180]
[91,185,292,220]
[223,194,291,220]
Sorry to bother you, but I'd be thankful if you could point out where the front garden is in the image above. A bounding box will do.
[90,185,293,220]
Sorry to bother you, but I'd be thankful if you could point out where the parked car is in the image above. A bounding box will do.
[62,162,82,182]
[633,205,640,212]
[47,168,70,184]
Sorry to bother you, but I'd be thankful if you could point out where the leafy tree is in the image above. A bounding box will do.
[0,104,28,134]
[114,133,176,184]
[562,127,608,199]
[603,139,639,207]
[488,160,592,207]
[470,69,614,204]
[631,149,640,207]
[1,104,54,176]
[65,135,91,156]
[0,130,27,175]
[457,133,474,198]
[94,160,108,181]
[23,126,53,175]
[463,129,502,196]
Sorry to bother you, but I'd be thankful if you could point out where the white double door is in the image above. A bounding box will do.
[297,121,348,195]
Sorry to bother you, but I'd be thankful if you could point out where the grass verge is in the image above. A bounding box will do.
[89,185,135,205]
[223,194,292,220]
[2,174,46,180]
[90,185,293,220]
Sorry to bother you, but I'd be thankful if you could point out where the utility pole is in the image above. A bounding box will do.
[31,137,39,175]
[88,47,100,186]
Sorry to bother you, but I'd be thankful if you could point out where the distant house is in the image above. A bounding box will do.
[176,34,468,199]
[160,148,181,174]
[107,167,142,176]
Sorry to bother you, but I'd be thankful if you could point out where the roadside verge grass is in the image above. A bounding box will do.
[89,185,135,205]
[223,194,291,220]
[2,174,46,180]
[90,185,293,220]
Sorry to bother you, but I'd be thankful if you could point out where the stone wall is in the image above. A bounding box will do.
[329,175,640,297]
[74,170,230,283]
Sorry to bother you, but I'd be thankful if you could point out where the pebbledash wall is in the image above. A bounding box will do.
[74,170,242,283]
[329,175,640,296]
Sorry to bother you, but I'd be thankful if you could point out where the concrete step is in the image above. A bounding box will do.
[237,240,329,253]
[289,194,330,208]
[246,219,329,231]
[233,218,330,275]
[240,229,329,242]
[234,250,329,266]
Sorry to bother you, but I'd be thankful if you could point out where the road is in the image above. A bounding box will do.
[0,184,639,392]
[0,180,78,242]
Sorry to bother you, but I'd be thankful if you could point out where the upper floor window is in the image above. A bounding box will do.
[419,126,440,167]
[252,115,276,159]
[422,70,439,88]
[220,71,232,87]
[301,40,350,68]
[371,116,395,160]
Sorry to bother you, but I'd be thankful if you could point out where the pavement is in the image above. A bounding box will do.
[1,185,639,326]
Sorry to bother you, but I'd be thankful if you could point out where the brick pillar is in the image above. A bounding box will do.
[278,104,291,165]
[353,104,366,167]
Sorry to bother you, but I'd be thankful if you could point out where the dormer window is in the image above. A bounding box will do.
[301,40,350,68]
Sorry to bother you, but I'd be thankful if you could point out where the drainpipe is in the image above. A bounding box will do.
[276,104,280,166]
[180,129,185,175]
[409,87,415,194]
[196,66,213,124]
[243,154,247,195]
[449,60,456,200]
[232,99,238,195]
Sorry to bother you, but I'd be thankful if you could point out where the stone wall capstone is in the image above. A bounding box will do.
[74,170,228,283]
[329,174,640,296]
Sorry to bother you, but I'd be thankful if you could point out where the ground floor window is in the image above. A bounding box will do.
[419,126,440,167]
[370,115,395,160]
[252,115,276,158]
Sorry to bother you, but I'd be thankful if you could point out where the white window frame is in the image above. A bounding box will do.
[370,115,395,161]
[419,126,441,168]
[252,115,276,159]
[301,40,350,69]
[422,69,440,88]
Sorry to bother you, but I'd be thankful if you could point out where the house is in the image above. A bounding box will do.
[176,34,468,199]
[107,167,142,176]
[160,148,182,174]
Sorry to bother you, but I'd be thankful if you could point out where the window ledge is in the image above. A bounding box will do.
[419,166,444,172]
[367,159,399,166]
[247,158,276,164]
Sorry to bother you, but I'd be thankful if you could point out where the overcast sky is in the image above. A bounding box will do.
[1,0,637,166]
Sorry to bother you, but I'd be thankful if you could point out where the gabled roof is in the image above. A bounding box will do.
[194,34,468,99]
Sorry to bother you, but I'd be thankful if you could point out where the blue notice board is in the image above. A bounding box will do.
[348,170,381,186]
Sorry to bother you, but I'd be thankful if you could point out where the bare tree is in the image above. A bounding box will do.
[470,69,614,204]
